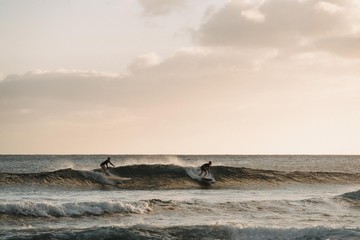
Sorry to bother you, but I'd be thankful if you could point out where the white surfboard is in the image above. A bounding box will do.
[105,175,131,183]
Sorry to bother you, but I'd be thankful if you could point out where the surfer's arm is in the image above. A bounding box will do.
[110,162,115,167]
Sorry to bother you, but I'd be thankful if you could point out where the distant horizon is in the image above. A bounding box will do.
[1,0,360,154]
[1,153,360,156]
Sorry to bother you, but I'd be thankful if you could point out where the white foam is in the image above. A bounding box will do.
[186,168,215,181]
[0,200,152,217]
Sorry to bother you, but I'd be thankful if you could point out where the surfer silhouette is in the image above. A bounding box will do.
[199,161,212,177]
[100,157,115,175]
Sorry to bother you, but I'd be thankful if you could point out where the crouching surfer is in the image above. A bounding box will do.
[100,157,115,176]
[199,161,212,177]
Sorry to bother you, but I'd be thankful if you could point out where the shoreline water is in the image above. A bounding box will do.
[1,155,359,240]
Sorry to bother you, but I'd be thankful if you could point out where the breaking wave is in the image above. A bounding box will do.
[1,165,359,190]
[0,200,151,218]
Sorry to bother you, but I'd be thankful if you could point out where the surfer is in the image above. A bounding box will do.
[100,157,115,175]
[199,161,212,177]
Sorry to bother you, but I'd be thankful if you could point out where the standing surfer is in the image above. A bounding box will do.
[199,161,212,176]
[100,157,115,175]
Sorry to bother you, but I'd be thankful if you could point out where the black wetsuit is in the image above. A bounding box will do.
[100,159,114,169]
[200,163,211,176]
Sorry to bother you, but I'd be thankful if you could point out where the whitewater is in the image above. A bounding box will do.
[0,155,359,239]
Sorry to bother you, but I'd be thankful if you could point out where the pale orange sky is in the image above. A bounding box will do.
[1,0,360,154]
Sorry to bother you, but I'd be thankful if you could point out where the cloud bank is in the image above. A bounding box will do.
[194,0,360,58]
[1,0,360,153]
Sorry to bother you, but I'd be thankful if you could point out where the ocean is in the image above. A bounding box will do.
[0,155,359,240]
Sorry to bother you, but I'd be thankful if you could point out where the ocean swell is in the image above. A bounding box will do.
[0,168,112,187]
[110,165,360,189]
[1,165,359,190]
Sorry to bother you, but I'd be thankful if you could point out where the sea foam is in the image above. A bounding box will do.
[0,200,151,217]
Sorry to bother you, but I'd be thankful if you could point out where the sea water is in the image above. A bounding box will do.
[0,155,359,239]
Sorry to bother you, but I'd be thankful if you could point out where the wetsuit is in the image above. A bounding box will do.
[100,158,114,175]
[200,162,211,176]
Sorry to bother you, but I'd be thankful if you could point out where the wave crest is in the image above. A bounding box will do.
[340,190,360,202]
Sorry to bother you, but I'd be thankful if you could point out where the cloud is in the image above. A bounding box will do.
[127,52,162,73]
[0,70,122,105]
[315,1,344,14]
[316,35,360,58]
[137,0,187,16]
[193,0,360,57]
[1,45,360,153]
[0,48,280,137]
[241,8,265,23]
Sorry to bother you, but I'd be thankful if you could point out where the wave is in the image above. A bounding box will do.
[0,168,113,187]
[0,200,151,218]
[108,164,360,189]
[0,196,330,220]
[339,189,360,203]
[2,225,360,240]
[1,165,359,190]
[0,196,335,219]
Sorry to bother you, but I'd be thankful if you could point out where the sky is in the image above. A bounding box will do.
[1,0,360,154]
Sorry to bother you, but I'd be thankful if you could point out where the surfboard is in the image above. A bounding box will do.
[186,168,215,185]
[201,177,214,182]
[105,175,131,183]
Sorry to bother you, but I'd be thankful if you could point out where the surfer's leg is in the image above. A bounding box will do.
[199,166,205,176]
[103,167,110,176]
[101,165,109,175]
